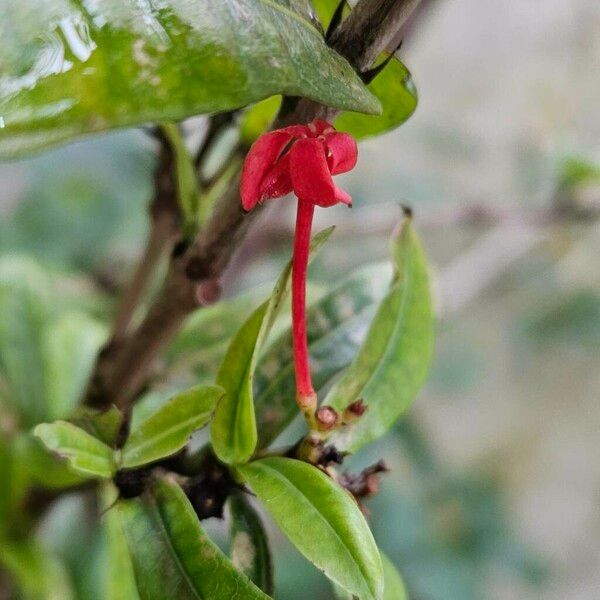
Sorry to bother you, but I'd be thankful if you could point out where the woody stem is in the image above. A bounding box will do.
[292,199,317,417]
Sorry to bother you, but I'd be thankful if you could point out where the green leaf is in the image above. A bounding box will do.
[239,96,282,145]
[211,226,334,464]
[311,0,349,30]
[0,257,105,426]
[335,54,418,140]
[33,420,116,478]
[327,216,434,452]
[380,554,409,600]
[160,122,201,231]
[229,493,274,594]
[70,405,123,446]
[0,434,29,533]
[254,263,392,447]
[41,312,106,420]
[100,484,140,600]
[117,476,271,600]
[121,384,224,468]
[236,457,383,600]
[167,285,267,382]
[0,0,379,159]
[15,433,90,489]
[0,540,74,600]
[335,552,408,600]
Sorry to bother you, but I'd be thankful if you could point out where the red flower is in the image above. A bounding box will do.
[240,120,358,421]
[241,119,357,211]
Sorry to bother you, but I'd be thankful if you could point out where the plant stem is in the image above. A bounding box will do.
[292,200,317,416]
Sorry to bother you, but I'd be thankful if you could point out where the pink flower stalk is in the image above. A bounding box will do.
[240,120,358,418]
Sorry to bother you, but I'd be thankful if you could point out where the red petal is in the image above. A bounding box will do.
[325,132,358,174]
[240,130,293,211]
[259,153,293,199]
[289,138,352,207]
[308,119,335,136]
[282,124,311,138]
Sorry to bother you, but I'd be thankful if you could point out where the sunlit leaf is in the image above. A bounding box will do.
[0,0,379,159]
[34,420,116,478]
[336,54,418,140]
[117,476,271,599]
[211,227,334,464]
[121,384,224,468]
[254,263,392,447]
[327,216,434,452]
[238,95,282,145]
[229,492,274,594]
[237,457,383,600]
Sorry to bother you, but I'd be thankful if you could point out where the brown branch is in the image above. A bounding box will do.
[85,0,423,410]
[111,131,181,340]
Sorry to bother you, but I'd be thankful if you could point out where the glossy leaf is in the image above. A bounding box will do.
[335,552,408,600]
[311,0,418,139]
[327,216,434,452]
[229,493,274,594]
[0,0,379,159]
[254,263,392,447]
[117,476,270,600]
[33,420,116,478]
[237,56,416,143]
[211,227,334,464]
[237,457,383,600]
[121,384,224,468]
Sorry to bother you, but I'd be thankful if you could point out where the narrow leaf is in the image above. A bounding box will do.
[160,123,201,230]
[237,457,383,600]
[33,421,116,478]
[254,263,392,447]
[121,384,224,468]
[117,476,271,600]
[327,216,434,452]
[229,493,274,594]
[211,227,334,464]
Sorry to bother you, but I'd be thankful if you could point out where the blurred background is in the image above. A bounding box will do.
[1,0,599,598]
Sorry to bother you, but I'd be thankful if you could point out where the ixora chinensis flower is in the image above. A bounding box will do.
[240,120,358,422]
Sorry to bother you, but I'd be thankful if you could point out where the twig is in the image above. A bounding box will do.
[111,130,181,339]
[85,0,424,410]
